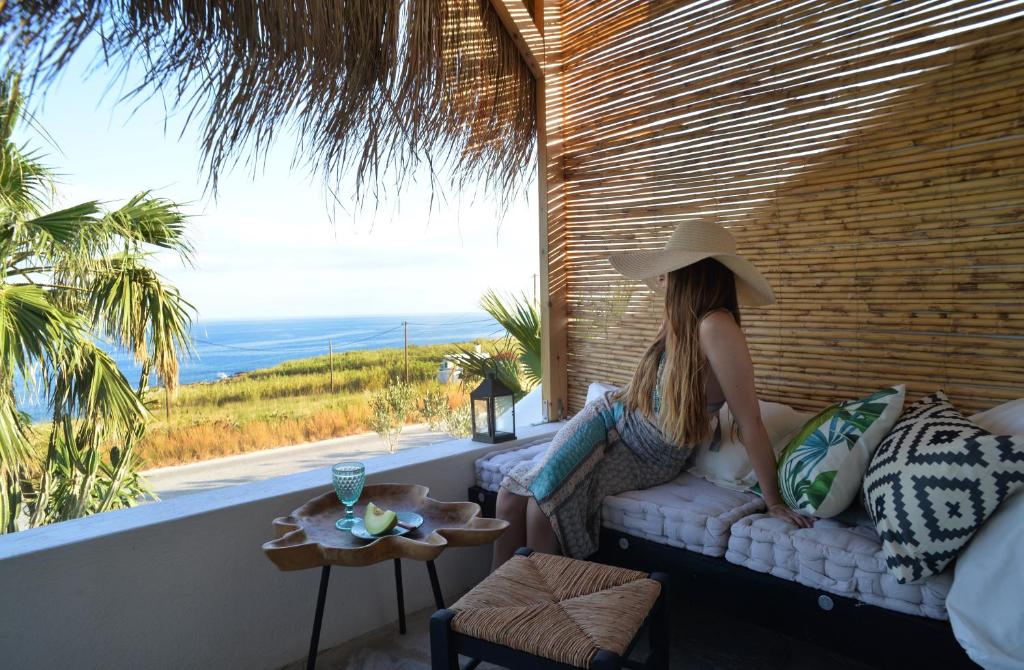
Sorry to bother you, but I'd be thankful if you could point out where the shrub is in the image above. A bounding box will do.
[419,387,449,432]
[369,380,416,453]
[441,401,473,439]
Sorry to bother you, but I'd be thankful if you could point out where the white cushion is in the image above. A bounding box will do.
[726,507,951,619]
[688,400,811,492]
[780,385,906,519]
[602,472,764,556]
[948,491,1024,669]
[586,382,621,405]
[476,446,763,557]
[474,440,551,492]
[863,391,1024,583]
[970,397,1024,436]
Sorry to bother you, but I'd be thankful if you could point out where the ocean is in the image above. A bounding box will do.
[17,313,503,421]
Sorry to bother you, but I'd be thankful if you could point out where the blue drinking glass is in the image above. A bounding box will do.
[332,461,365,531]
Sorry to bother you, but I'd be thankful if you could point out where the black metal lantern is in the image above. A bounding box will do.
[470,371,516,443]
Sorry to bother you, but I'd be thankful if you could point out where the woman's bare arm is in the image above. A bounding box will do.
[699,312,812,528]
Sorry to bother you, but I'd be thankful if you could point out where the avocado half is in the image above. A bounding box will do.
[363,502,398,535]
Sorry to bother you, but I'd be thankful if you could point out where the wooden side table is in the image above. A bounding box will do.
[263,483,507,670]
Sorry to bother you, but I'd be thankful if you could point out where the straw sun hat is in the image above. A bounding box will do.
[608,220,775,306]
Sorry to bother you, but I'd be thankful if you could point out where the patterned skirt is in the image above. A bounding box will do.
[501,391,694,558]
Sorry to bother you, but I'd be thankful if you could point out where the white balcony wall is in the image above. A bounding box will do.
[0,423,558,670]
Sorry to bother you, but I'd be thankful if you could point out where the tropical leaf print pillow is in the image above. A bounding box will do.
[778,385,906,518]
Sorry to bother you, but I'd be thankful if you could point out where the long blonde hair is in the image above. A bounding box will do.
[618,258,740,446]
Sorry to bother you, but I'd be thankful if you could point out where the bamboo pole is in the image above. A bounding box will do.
[539,0,569,420]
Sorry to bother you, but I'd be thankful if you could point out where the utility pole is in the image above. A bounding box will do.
[403,321,409,383]
[329,339,335,392]
[532,273,539,305]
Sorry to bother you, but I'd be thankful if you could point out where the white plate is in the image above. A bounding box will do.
[347,511,424,540]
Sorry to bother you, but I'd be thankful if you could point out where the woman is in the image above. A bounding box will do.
[493,219,812,568]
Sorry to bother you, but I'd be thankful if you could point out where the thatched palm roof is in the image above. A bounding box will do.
[1,0,536,202]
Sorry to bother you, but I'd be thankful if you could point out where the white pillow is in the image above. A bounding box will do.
[970,397,1024,435]
[688,400,811,491]
[586,382,621,405]
[947,491,1024,669]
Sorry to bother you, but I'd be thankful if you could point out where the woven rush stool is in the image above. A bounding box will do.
[430,548,669,669]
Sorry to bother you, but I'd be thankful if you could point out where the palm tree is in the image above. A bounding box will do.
[480,289,541,388]
[0,75,194,532]
[454,290,541,397]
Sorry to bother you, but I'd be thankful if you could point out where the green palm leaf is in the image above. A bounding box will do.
[49,338,147,433]
[804,470,838,509]
[0,283,78,380]
[480,289,541,387]
[454,341,528,399]
[102,193,193,258]
[88,253,195,392]
[20,202,103,246]
[0,283,79,475]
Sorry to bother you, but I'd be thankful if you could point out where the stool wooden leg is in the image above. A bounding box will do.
[591,650,622,669]
[306,565,331,670]
[648,572,670,670]
[426,559,445,609]
[394,559,407,635]
[430,609,459,670]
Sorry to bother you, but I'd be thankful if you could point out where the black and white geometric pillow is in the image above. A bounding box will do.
[862,391,1024,583]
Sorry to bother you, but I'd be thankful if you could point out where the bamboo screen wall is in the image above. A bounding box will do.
[554,0,1024,414]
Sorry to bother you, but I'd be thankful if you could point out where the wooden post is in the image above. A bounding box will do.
[487,0,544,80]
[403,321,409,383]
[537,0,569,421]
[329,339,334,392]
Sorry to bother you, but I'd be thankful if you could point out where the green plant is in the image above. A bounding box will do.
[419,387,449,432]
[480,289,541,387]
[0,75,193,532]
[441,401,473,439]
[455,338,530,398]
[369,380,416,453]
[453,289,541,400]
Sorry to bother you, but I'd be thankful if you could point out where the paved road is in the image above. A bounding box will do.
[142,424,450,500]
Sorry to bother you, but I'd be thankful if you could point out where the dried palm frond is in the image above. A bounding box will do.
[0,0,536,205]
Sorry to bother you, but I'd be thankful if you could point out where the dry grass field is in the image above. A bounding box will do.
[134,341,478,468]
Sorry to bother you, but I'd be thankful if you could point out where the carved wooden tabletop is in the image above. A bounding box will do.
[263,483,508,570]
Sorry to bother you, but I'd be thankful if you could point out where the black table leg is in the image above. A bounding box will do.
[306,565,331,670]
[426,560,445,610]
[394,558,407,635]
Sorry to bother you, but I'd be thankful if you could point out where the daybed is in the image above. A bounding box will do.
[469,387,1024,669]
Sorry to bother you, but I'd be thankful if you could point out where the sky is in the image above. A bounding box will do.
[21,49,540,321]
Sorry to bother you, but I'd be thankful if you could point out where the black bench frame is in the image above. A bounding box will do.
[468,485,977,670]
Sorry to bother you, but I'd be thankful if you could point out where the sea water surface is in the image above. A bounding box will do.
[18,313,502,421]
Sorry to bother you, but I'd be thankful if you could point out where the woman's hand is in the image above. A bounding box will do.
[768,503,814,528]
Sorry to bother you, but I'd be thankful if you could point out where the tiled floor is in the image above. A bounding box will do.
[306,594,873,670]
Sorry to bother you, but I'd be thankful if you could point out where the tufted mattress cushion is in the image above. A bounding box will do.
[477,445,763,557]
[726,507,952,619]
[475,440,551,492]
[601,473,765,557]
